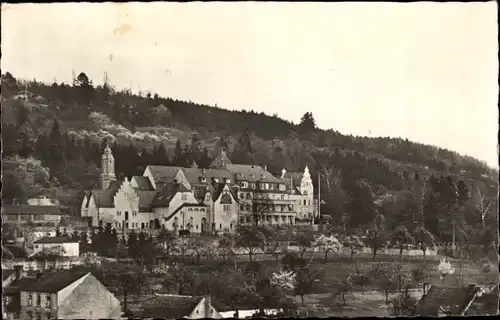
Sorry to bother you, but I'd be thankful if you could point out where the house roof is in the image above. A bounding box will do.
[135,190,158,212]
[282,171,303,189]
[17,271,90,293]
[225,164,283,183]
[465,288,500,316]
[2,269,15,281]
[91,180,123,208]
[132,176,154,191]
[33,236,78,244]
[418,285,481,316]
[152,183,190,207]
[209,150,232,169]
[146,166,182,187]
[182,167,233,186]
[139,294,204,319]
[1,205,63,215]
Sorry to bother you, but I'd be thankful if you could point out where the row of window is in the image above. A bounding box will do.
[239,204,294,212]
[26,293,51,308]
[239,215,293,224]
[115,221,149,229]
[117,211,138,216]
[239,182,286,191]
[171,222,233,230]
[186,207,205,212]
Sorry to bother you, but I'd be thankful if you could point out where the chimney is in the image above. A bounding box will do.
[14,265,23,280]
[423,283,431,296]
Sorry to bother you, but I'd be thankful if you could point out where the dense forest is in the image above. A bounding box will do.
[1,71,498,246]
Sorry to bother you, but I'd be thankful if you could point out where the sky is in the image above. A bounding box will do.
[2,2,498,168]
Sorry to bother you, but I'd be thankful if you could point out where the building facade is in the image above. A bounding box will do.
[80,147,317,234]
[32,237,80,257]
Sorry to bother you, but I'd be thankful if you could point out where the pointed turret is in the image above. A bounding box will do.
[281,168,287,179]
[209,149,232,169]
[191,161,199,169]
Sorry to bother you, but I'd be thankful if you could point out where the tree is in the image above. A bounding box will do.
[295,231,315,260]
[391,225,415,259]
[312,234,342,263]
[265,231,288,261]
[437,258,455,284]
[251,195,272,226]
[295,266,323,306]
[236,227,266,262]
[344,234,364,260]
[331,277,352,306]
[372,263,412,304]
[298,112,317,134]
[156,229,178,258]
[217,233,236,263]
[390,287,417,316]
[365,214,388,261]
[411,264,429,291]
[187,237,208,265]
[350,263,371,294]
[413,226,435,259]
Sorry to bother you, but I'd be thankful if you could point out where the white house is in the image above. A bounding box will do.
[32,237,80,257]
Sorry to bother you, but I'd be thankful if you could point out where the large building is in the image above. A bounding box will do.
[80,145,317,234]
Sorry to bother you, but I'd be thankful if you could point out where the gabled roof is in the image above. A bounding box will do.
[132,176,154,191]
[139,294,204,319]
[147,166,182,180]
[282,171,304,188]
[18,271,90,293]
[135,190,158,212]
[225,164,283,183]
[33,236,78,244]
[418,285,482,316]
[209,150,232,169]
[465,287,499,316]
[152,183,190,207]
[2,205,63,215]
[182,167,233,186]
[91,179,123,208]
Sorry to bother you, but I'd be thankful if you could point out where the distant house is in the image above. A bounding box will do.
[3,269,121,320]
[33,237,80,257]
[417,283,486,316]
[135,294,221,319]
[26,196,60,206]
[2,205,66,225]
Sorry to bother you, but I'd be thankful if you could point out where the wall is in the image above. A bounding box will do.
[57,274,121,319]
[187,298,221,319]
[213,188,238,232]
[33,242,80,257]
[20,292,58,320]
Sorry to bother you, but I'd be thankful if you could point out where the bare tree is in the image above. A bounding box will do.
[251,194,273,226]
[476,188,492,227]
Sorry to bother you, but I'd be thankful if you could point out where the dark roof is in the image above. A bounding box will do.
[226,164,282,183]
[418,285,481,316]
[17,271,90,293]
[91,180,123,208]
[146,166,182,188]
[2,245,29,259]
[153,183,189,207]
[2,269,15,281]
[132,176,154,190]
[139,294,203,319]
[465,288,500,316]
[182,168,233,187]
[2,205,63,215]
[135,190,158,212]
[33,236,78,244]
[282,171,303,189]
[209,150,232,169]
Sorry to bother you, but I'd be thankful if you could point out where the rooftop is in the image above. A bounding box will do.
[33,236,79,244]
[2,204,63,215]
[138,294,204,319]
[418,285,483,316]
[16,270,90,293]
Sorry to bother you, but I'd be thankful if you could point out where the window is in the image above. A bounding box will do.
[219,224,222,229]
[240,193,245,199]
[35,245,39,249]
[246,193,251,199]
[303,200,307,205]
[223,205,231,211]
[35,312,42,320]
[118,222,121,228]
[181,194,187,201]
[279,184,285,191]
[195,208,199,211]
[188,208,192,211]
[117,211,121,216]
[230,223,233,229]
[240,217,245,224]
[46,295,52,308]
[281,194,285,200]
[240,204,245,211]
[27,293,33,306]
[46,313,52,320]
[27,311,33,320]
[245,204,251,212]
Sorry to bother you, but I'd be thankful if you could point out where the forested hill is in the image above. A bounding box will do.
[2,71,498,242]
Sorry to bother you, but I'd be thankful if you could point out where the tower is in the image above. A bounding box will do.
[100,144,116,189]
[300,165,314,196]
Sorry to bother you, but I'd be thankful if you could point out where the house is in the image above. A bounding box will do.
[135,294,221,319]
[3,269,121,320]
[280,166,317,224]
[26,196,60,206]
[32,237,79,257]
[417,283,486,316]
[2,205,65,225]
[80,146,316,234]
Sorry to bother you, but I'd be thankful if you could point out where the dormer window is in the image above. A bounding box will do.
[279,184,285,191]
[240,181,248,188]
[214,178,219,183]
[225,178,231,184]
[250,173,255,179]
[200,177,207,183]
